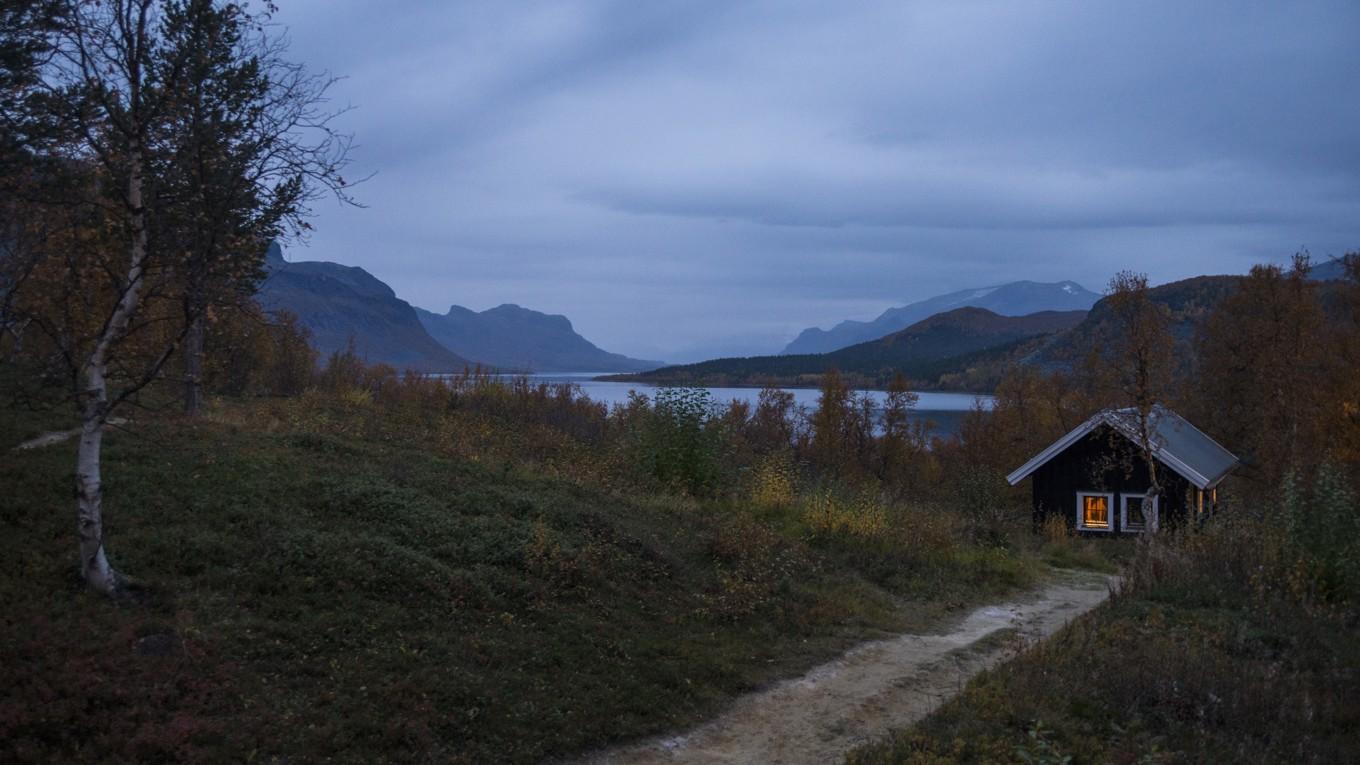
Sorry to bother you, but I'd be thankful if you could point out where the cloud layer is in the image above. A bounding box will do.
[273,0,1360,361]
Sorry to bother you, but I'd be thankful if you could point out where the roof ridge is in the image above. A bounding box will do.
[1007,404,1238,490]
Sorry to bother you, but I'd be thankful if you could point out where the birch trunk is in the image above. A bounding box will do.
[75,144,149,594]
[1141,431,1162,535]
[76,377,118,593]
[183,309,204,415]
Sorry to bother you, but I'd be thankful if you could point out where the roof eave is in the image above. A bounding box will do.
[1201,463,1239,491]
[1005,414,1103,486]
[1006,409,1240,491]
[1147,445,1213,490]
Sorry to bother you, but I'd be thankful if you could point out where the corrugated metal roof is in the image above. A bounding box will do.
[1006,404,1239,490]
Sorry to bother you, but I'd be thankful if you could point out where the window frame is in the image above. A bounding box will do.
[1076,491,1115,533]
[1121,492,1157,533]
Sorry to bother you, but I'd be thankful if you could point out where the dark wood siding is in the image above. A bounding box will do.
[1030,425,1191,536]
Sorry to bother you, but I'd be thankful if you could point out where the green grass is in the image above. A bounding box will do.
[1040,537,1128,574]
[0,402,72,450]
[0,399,1042,763]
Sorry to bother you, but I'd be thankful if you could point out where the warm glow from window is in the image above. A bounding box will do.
[1077,492,1114,532]
[1083,495,1110,528]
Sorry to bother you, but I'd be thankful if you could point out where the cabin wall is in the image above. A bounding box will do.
[1031,426,1191,535]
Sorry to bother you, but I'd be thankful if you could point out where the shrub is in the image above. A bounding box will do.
[803,490,890,542]
[954,470,1018,548]
[1281,463,1360,603]
[624,387,725,495]
[700,511,807,620]
[748,453,797,508]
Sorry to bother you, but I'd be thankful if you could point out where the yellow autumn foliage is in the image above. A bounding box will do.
[749,455,797,508]
[803,490,891,540]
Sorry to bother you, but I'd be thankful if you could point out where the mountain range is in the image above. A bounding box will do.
[255,244,1348,384]
[258,244,658,373]
[612,267,1342,392]
[782,280,1102,355]
[959,270,1354,382]
[415,304,660,372]
[1022,275,1242,373]
[609,307,1087,390]
[1309,257,1349,281]
[259,243,472,372]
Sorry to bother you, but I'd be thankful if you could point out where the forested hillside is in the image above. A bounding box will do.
[613,308,1086,390]
[784,281,1100,354]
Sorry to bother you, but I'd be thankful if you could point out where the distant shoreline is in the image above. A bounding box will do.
[593,371,995,396]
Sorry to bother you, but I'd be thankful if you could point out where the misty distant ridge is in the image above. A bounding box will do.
[782,280,1101,355]
[610,306,1088,391]
[259,243,659,373]
[257,245,1347,379]
[415,303,661,373]
[620,264,1355,392]
[259,242,472,372]
[1309,257,1348,281]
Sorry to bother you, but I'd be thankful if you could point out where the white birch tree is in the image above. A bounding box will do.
[1105,271,1174,534]
[1,0,354,594]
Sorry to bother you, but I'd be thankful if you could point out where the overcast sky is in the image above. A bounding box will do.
[270,0,1360,362]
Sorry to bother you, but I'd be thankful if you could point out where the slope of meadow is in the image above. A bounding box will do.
[0,384,1041,764]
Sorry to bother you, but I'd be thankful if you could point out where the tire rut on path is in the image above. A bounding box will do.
[575,569,1116,765]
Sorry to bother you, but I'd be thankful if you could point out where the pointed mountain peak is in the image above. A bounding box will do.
[265,240,286,265]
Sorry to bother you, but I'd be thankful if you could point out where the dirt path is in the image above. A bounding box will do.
[12,418,127,451]
[577,569,1115,765]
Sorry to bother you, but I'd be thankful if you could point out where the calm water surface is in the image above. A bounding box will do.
[495,373,994,437]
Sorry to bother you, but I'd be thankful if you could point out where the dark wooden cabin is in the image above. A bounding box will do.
[1007,405,1238,535]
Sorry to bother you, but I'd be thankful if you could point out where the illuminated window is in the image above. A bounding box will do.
[1122,493,1156,533]
[1083,496,1109,527]
[1076,491,1114,532]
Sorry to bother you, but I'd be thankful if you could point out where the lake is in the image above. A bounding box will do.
[489,373,994,437]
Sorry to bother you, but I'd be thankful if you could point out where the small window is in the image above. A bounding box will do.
[1122,493,1157,533]
[1076,491,1114,532]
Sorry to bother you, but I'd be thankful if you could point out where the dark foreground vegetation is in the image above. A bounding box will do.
[848,483,1360,765]
[2,359,1060,763]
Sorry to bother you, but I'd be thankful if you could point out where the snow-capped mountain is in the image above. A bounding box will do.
[780,280,1101,355]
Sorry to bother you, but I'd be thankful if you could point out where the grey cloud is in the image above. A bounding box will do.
[271,0,1360,361]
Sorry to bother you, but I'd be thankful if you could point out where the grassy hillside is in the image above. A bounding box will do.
[0,388,1042,763]
[608,308,1086,391]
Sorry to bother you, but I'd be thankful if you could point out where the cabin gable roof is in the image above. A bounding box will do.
[1005,405,1238,490]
